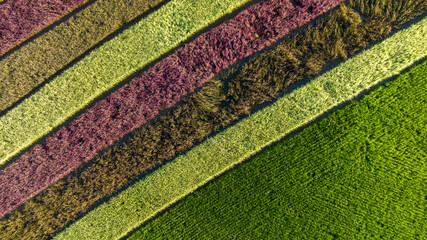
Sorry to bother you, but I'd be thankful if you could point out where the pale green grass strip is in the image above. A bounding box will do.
[0,0,251,165]
[54,18,427,240]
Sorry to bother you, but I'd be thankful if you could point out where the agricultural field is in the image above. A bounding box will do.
[0,0,425,239]
[54,19,427,240]
[0,0,89,55]
[0,0,254,166]
[129,60,427,239]
[0,0,340,219]
[0,0,167,112]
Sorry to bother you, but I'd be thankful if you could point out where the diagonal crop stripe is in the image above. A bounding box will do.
[54,18,427,240]
[1,2,425,239]
[0,0,254,167]
[0,0,90,56]
[0,0,168,114]
[0,0,342,218]
[128,60,427,239]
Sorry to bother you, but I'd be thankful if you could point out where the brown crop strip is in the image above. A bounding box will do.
[0,1,425,239]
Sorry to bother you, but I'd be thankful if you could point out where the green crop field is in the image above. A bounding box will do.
[128,58,427,240]
[54,18,426,240]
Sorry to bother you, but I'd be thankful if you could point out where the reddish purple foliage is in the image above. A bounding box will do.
[0,0,342,217]
[0,0,87,55]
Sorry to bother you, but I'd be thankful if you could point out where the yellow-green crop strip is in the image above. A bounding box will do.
[0,0,252,165]
[54,17,427,240]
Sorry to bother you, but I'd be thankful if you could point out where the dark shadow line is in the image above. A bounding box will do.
[0,0,265,171]
[119,55,427,240]
[41,7,426,238]
[0,0,98,61]
[0,0,172,118]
